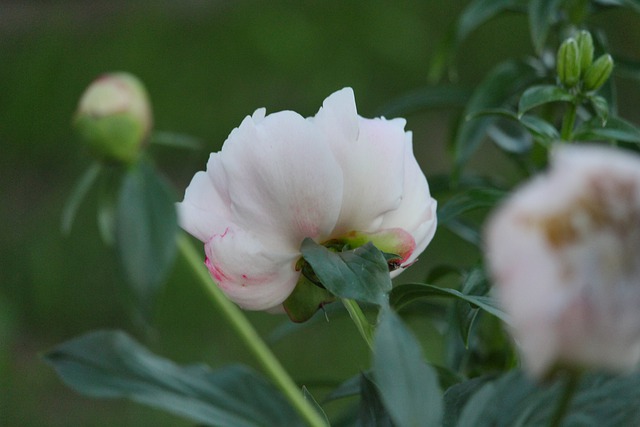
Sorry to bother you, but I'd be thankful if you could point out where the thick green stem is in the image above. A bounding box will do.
[178,234,327,427]
[549,371,581,427]
[560,102,577,141]
[342,298,374,350]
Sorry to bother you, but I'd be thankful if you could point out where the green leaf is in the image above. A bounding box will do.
[324,375,361,402]
[443,219,482,247]
[528,0,563,54]
[455,382,498,427]
[390,283,510,325]
[574,115,640,143]
[518,85,574,117]
[302,386,330,426]
[300,238,391,306]
[467,108,559,143]
[443,370,640,426]
[454,60,538,176]
[96,170,120,247]
[149,131,203,150]
[456,0,526,42]
[116,159,179,311]
[377,86,471,117]
[61,162,102,235]
[437,187,505,226]
[443,375,495,427]
[487,118,533,154]
[359,373,393,427]
[44,330,305,427]
[604,0,640,13]
[519,114,560,141]
[373,307,443,427]
[456,267,490,346]
[588,94,610,126]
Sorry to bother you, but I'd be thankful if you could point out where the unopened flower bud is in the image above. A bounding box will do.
[74,72,152,163]
[557,38,581,88]
[583,54,614,92]
[576,30,594,75]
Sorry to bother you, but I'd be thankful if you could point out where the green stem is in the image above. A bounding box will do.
[178,234,327,427]
[342,298,374,350]
[549,371,581,427]
[560,102,577,141]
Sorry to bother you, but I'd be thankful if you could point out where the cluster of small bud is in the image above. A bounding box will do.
[556,30,613,92]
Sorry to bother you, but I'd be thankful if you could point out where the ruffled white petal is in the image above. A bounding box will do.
[486,144,640,376]
[221,109,344,250]
[177,153,233,242]
[178,87,439,312]
[314,88,407,234]
[381,133,437,273]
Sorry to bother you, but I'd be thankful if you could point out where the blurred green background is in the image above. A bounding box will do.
[2,1,640,425]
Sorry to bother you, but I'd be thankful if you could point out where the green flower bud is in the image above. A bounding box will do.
[583,54,614,92]
[74,72,152,164]
[557,38,581,88]
[576,30,594,75]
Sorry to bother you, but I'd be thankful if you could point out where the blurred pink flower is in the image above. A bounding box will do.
[178,88,437,310]
[486,144,640,377]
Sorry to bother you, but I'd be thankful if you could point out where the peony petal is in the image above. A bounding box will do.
[220,109,344,249]
[381,133,437,273]
[177,153,233,242]
[204,225,300,310]
[313,88,408,234]
[486,144,640,376]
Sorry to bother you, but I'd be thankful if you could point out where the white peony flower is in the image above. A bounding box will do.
[486,144,640,377]
[177,88,437,312]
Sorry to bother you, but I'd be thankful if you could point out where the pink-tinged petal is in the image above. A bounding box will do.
[177,153,233,242]
[314,89,407,233]
[220,109,344,249]
[381,133,437,274]
[485,195,564,376]
[486,144,640,377]
[204,226,300,310]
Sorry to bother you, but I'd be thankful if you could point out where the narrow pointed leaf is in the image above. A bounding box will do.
[487,118,533,153]
[377,86,471,117]
[390,283,509,324]
[467,108,559,143]
[44,330,305,427]
[359,374,393,427]
[518,85,574,117]
[455,382,498,427]
[150,131,203,150]
[573,115,640,143]
[437,187,506,226]
[456,0,526,42]
[302,386,330,426]
[454,60,538,175]
[519,114,560,141]
[588,95,610,125]
[528,0,563,54]
[116,159,179,311]
[373,307,443,427]
[61,162,102,235]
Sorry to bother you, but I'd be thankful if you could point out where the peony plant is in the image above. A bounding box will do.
[177,88,437,317]
[45,3,640,427]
